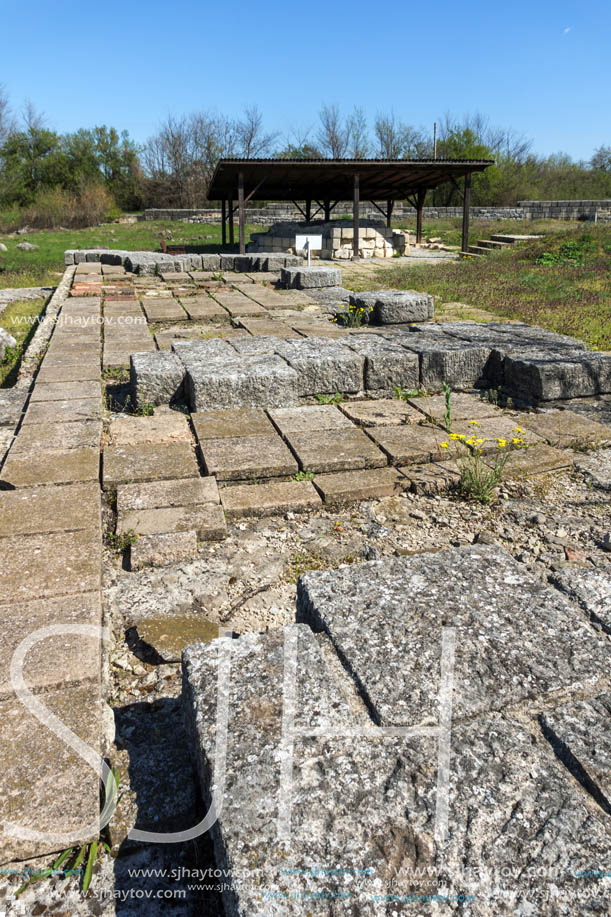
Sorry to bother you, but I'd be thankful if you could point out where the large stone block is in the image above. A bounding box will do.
[186,355,299,411]
[345,334,420,391]
[281,266,342,289]
[400,335,492,390]
[297,545,608,726]
[276,338,363,395]
[351,290,434,324]
[550,567,611,633]
[503,349,611,401]
[130,351,184,407]
[200,253,221,271]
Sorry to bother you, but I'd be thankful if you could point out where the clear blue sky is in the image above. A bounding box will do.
[2,0,608,160]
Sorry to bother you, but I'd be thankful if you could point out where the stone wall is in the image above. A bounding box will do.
[247,219,408,259]
[144,199,611,224]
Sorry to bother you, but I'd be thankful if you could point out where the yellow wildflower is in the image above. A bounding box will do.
[468,420,479,426]
[440,441,449,448]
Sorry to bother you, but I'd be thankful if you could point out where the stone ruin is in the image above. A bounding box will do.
[247,218,409,259]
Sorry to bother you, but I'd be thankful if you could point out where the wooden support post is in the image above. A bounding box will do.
[416,188,426,246]
[305,199,311,222]
[324,200,331,221]
[386,200,394,229]
[238,172,245,255]
[352,173,360,261]
[228,198,234,246]
[221,199,227,247]
[461,172,471,253]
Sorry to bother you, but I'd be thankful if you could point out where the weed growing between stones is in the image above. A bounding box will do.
[102,366,130,382]
[448,425,527,503]
[105,528,138,554]
[315,392,344,405]
[442,381,452,433]
[393,384,425,401]
[333,302,372,327]
[294,470,315,481]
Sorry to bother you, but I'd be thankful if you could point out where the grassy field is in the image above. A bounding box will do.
[393,217,586,248]
[0,220,263,289]
[375,224,611,351]
[0,297,46,385]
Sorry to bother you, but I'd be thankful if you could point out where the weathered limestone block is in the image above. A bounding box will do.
[540,692,611,801]
[186,355,299,411]
[345,334,420,391]
[130,531,199,570]
[399,335,492,390]
[130,351,185,407]
[200,253,221,271]
[550,567,611,633]
[280,266,342,289]
[350,290,434,324]
[503,349,611,401]
[276,338,363,395]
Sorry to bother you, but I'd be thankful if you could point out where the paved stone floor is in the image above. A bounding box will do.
[0,257,610,915]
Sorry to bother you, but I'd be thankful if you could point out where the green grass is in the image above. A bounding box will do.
[393,217,585,248]
[373,225,611,351]
[0,297,46,386]
[0,219,266,289]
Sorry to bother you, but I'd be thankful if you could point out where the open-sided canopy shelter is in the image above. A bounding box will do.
[208,158,494,257]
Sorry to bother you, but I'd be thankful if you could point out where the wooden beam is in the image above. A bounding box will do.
[386,200,394,228]
[238,171,245,255]
[461,172,471,253]
[324,200,331,221]
[353,173,360,261]
[292,200,307,220]
[368,200,388,220]
[221,199,226,247]
[416,187,426,245]
[228,198,234,246]
[305,199,312,222]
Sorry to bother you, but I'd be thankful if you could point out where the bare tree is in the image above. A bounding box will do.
[235,105,278,158]
[21,100,47,134]
[0,84,15,144]
[317,104,350,158]
[346,106,369,158]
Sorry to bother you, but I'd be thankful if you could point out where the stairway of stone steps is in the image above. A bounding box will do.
[466,233,542,256]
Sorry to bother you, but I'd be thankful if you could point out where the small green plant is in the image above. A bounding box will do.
[315,392,344,405]
[211,271,224,282]
[294,470,315,481]
[105,528,138,554]
[137,402,155,416]
[393,385,424,401]
[102,366,129,382]
[441,381,452,433]
[333,302,372,328]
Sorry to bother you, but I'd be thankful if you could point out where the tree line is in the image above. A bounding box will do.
[1,88,610,220]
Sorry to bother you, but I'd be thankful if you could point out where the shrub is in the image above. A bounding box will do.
[20,183,116,230]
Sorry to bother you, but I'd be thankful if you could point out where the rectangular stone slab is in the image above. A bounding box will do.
[339,398,422,427]
[130,351,185,407]
[450,415,542,453]
[192,408,276,440]
[117,476,219,514]
[108,412,192,446]
[503,350,611,401]
[344,335,420,391]
[130,531,199,570]
[11,420,102,454]
[186,355,299,411]
[367,423,466,465]
[297,544,609,726]
[30,380,101,403]
[277,339,364,395]
[2,447,100,487]
[199,434,298,481]
[180,298,229,321]
[268,404,354,435]
[35,362,101,384]
[141,299,187,322]
[400,460,461,495]
[285,427,387,473]
[22,398,102,425]
[484,443,573,478]
[0,482,101,537]
[0,686,102,861]
[408,391,503,423]
[118,503,227,540]
[0,529,101,603]
[313,467,407,504]
[399,336,492,390]
[220,480,322,518]
[520,410,611,448]
[102,442,199,489]
[0,593,101,698]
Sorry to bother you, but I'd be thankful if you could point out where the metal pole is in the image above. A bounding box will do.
[433,122,437,159]
[221,199,226,247]
[238,172,245,255]
[229,198,234,246]
[461,173,471,253]
[352,173,360,261]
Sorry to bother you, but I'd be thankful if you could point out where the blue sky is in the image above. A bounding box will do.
[1,0,608,160]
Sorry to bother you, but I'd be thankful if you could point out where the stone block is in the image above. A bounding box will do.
[103,442,199,489]
[401,335,492,390]
[30,380,102,403]
[281,266,342,289]
[400,460,461,494]
[140,298,187,323]
[117,476,219,515]
[35,361,100,384]
[192,407,275,440]
[297,545,609,725]
[285,427,387,473]
[313,467,406,504]
[219,254,236,270]
[540,692,611,801]
[1,447,99,487]
[199,434,298,481]
[11,420,102,454]
[130,351,184,407]
[408,391,502,423]
[108,412,192,446]
[0,482,100,538]
[344,335,420,391]
[367,423,466,465]
[550,567,611,632]
[0,389,26,426]
[484,443,572,478]
[268,404,353,435]
[277,338,363,395]
[172,338,236,366]
[0,528,101,603]
[0,593,101,699]
[221,480,322,518]
[186,355,299,411]
[503,350,611,401]
[119,504,227,541]
[575,448,611,491]
[349,290,434,324]
[181,298,229,321]
[339,398,422,427]
[201,254,221,271]
[520,409,611,448]
[0,686,102,861]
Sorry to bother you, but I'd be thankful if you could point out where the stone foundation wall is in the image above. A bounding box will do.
[247,219,408,259]
[144,199,611,223]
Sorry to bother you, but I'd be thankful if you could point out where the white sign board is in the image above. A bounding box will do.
[295,234,323,265]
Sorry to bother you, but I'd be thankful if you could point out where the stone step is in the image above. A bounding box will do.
[476,239,512,249]
[489,233,542,243]
[467,244,492,255]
